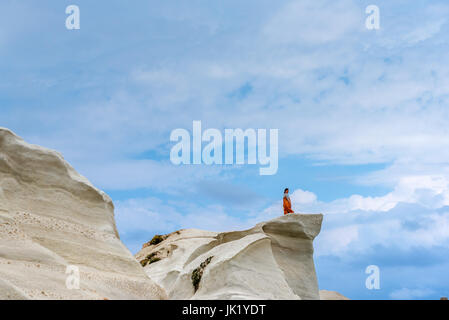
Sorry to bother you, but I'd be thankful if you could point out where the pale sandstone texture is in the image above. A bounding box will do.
[137,213,324,300]
[0,128,166,300]
[319,290,350,300]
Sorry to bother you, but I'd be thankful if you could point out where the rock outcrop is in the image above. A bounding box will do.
[319,290,350,300]
[0,128,166,300]
[136,213,323,300]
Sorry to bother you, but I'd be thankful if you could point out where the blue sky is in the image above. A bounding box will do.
[1,0,449,299]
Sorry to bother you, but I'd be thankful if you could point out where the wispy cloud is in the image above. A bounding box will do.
[2,0,449,299]
[390,288,435,300]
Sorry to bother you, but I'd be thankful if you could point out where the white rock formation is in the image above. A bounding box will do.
[319,290,350,300]
[0,128,166,300]
[136,213,324,300]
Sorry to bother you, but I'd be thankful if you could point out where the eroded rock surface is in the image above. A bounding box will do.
[319,290,350,300]
[136,214,323,300]
[0,128,166,300]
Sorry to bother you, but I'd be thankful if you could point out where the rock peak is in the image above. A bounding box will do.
[136,213,323,300]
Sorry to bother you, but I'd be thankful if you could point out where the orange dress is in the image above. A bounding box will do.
[283,196,294,215]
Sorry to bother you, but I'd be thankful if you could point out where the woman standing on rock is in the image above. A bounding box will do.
[283,188,294,215]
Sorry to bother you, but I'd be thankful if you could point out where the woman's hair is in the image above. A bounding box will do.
[284,188,289,193]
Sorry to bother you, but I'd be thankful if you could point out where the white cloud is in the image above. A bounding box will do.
[116,175,449,257]
[290,189,317,204]
[403,19,446,45]
[115,197,252,236]
[80,159,223,192]
[2,0,449,298]
[257,174,449,223]
[314,207,449,258]
[263,0,361,45]
[378,3,449,49]
[316,225,359,256]
[258,175,449,257]
[390,288,434,300]
[7,1,449,192]
[403,213,449,247]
